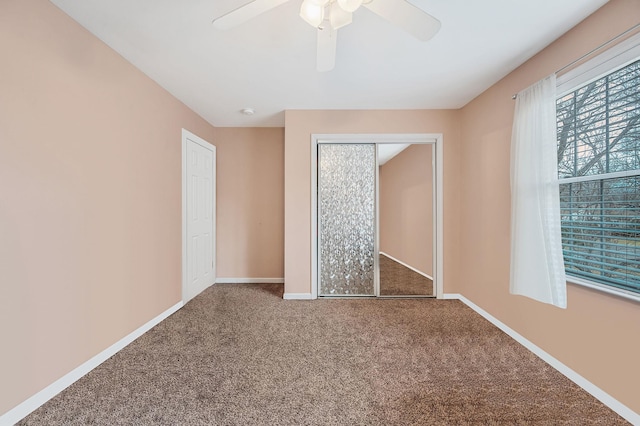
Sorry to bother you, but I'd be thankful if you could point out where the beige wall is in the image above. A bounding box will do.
[379,144,433,275]
[284,110,461,295]
[457,0,640,413]
[214,127,284,279]
[0,0,218,416]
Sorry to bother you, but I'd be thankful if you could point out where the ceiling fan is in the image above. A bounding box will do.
[212,0,441,72]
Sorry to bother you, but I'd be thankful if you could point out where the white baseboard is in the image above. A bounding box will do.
[283,293,314,300]
[0,301,183,426]
[442,293,461,300]
[379,252,433,280]
[443,293,639,424]
[215,278,284,284]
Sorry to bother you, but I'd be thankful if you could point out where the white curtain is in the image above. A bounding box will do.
[510,74,567,308]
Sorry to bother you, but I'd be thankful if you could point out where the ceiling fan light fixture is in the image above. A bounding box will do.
[300,0,325,28]
[329,2,352,29]
[336,0,362,13]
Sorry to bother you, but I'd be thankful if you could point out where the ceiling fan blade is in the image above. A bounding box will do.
[212,0,291,30]
[363,0,441,41]
[317,26,337,72]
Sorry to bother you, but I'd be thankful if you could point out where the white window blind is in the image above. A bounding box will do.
[556,48,640,298]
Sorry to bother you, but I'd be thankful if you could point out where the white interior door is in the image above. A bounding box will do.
[183,130,216,302]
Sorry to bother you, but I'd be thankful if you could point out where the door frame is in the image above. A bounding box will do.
[310,133,444,299]
[182,129,216,303]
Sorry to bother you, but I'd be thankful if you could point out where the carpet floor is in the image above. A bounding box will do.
[380,254,433,296]
[21,284,627,425]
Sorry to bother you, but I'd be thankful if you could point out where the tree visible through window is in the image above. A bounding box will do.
[556,59,640,295]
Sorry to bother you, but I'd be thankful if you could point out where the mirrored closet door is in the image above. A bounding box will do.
[317,141,435,297]
[318,144,377,296]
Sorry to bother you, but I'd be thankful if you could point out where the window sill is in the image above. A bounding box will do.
[567,275,640,303]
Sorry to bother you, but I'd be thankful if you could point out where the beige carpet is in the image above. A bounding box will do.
[380,253,433,296]
[20,284,627,425]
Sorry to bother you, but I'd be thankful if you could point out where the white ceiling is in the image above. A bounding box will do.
[378,144,410,166]
[50,0,609,127]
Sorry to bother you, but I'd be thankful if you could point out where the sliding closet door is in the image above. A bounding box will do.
[318,144,376,296]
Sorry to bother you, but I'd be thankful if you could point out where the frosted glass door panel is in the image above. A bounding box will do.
[319,144,376,296]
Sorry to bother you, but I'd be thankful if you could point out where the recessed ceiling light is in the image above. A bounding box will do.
[241,108,255,116]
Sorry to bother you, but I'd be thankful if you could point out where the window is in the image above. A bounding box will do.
[556,57,640,298]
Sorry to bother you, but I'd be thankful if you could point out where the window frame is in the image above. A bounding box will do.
[556,32,640,303]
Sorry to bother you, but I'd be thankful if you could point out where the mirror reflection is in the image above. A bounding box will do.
[378,143,434,296]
